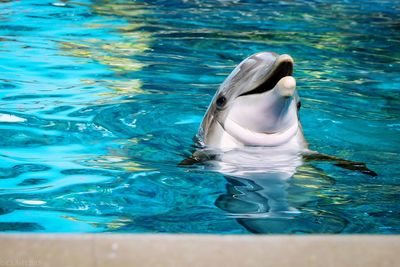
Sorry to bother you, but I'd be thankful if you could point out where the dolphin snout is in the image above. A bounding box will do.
[276,76,296,98]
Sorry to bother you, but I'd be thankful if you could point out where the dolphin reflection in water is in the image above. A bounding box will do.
[181,52,376,233]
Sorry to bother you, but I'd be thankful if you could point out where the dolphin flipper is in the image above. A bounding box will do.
[303,152,377,177]
[178,156,200,166]
[178,150,217,166]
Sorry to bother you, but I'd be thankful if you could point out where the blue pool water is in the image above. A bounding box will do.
[0,0,399,233]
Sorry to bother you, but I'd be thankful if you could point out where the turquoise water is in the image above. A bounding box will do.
[0,0,399,233]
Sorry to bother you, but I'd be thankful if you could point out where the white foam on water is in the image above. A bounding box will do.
[16,199,46,205]
[0,114,26,123]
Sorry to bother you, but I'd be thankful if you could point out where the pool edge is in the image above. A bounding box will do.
[0,234,398,267]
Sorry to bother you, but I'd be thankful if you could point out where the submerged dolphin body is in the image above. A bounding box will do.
[182,52,376,233]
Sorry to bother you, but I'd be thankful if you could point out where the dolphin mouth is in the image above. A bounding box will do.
[238,56,294,97]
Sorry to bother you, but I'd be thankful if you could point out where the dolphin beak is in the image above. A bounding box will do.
[277,54,294,66]
[238,54,294,97]
[276,76,296,98]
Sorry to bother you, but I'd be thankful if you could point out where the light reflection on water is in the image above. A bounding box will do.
[0,0,399,233]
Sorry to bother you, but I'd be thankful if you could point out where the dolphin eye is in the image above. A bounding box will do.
[297,101,301,110]
[216,96,227,108]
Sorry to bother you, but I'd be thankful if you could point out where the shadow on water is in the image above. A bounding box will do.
[182,146,349,234]
[216,171,349,234]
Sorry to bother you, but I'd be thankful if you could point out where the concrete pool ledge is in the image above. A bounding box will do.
[0,234,398,267]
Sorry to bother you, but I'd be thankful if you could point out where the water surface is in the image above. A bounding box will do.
[0,0,399,233]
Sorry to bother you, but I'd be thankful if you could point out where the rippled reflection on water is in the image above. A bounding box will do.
[0,0,399,233]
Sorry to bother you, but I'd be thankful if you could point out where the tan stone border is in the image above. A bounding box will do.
[0,234,398,267]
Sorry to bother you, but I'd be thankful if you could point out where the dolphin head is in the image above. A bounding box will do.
[199,52,304,149]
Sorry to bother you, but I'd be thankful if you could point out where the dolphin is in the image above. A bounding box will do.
[181,51,376,233]
[199,52,303,150]
[184,51,375,176]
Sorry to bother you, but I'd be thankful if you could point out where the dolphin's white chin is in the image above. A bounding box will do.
[223,118,299,147]
[225,76,298,134]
